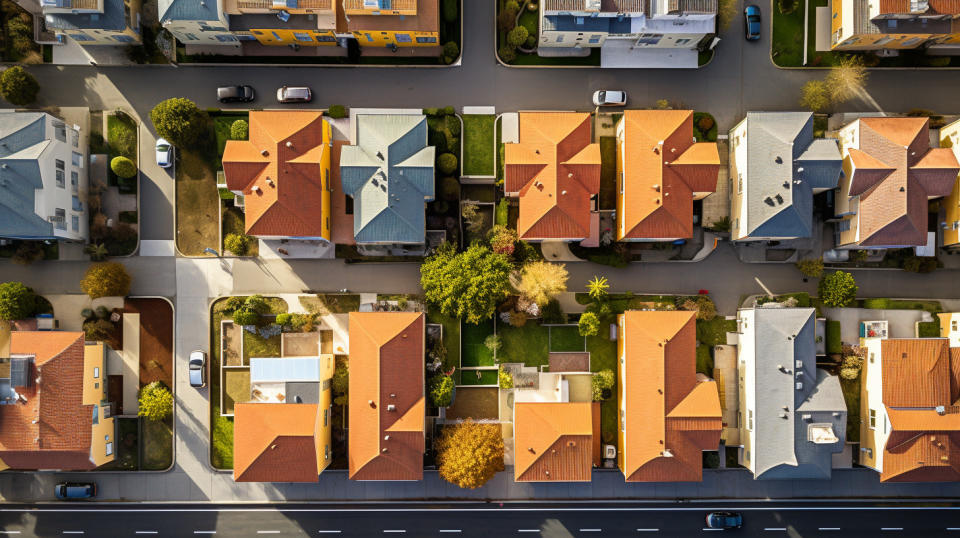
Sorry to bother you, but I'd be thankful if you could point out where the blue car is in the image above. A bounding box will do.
[55,482,96,500]
[706,512,743,529]
[744,5,761,41]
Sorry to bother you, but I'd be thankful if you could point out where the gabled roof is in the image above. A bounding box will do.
[348,312,425,481]
[619,310,721,482]
[159,0,222,22]
[505,112,601,240]
[0,332,96,470]
[340,114,435,244]
[514,401,593,482]
[618,110,720,240]
[45,0,128,31]
[0,112,57,240]
[222,111,330,238]
[737,112,842,239]
[233,403,323,482]
[845,117,960,247]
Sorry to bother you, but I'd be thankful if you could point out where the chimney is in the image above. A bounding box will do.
[286,141,293,148]
[387,404,396,411]
[561,190,567,195]
[382,448,388,453]
[261,149,269,156]
[368,400,376,408]
[528,447,536,454]
[266,178,275,187]
[270,444,277,450]
[251,186,261,194]
[384,435,390,441]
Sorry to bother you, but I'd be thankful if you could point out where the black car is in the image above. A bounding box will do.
[217,85,255,103]
[706,512,743,529]
[55,482,96,500]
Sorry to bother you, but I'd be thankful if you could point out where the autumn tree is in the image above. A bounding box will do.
[592,369,615,401]
[586,275,609,300]
[825,57,868,105]
[80,262,131,299]
[514,261,568,308]
[579,311,600,337]
[796,257,825,279]
[138,381,173,422]
[421,242,513,324]
[800,80,830,113]
[435,420,505,489]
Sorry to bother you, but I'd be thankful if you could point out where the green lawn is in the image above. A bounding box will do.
[459,368,499,385]
[223,368,250,414]
[462,115,495,176]
[213,112,249,170]
[221,202,258,256]
[175,148,219,256]
[141,417,173,470]
[427,307,461,374]
[550,325,585,352]
[696,318,737,347]
[771,0,839,67]
[462,319,496,367]
[243,331,281,360]
[599,137,617,211]
[826,319,842,354]
[496,318,549,367]
[917,321,940,338]
[298,294,361,315]
[107,113,137,163]
[696,344,713,376]
[586,333,617,443]
[840,376,861,442]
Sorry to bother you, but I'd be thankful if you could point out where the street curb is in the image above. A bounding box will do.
[10,497,960,505]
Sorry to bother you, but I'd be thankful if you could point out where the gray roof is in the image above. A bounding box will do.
[740,112,842,240]
[0,112,55,240]
[45,0,129,31]
[159,0,222,22]
[340,114,435,244]
[748,307,847,480]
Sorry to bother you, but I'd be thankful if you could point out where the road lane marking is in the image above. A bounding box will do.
[194,533,216,535]
[948,529,960,531]
[317,533,342,535]
[764,529,786,531]
[439,531,462,534]
[819,528,840,531]
[881,529,903,531]
[579,530,601,533]
[636,530,660,533]
[257,533,280,535]
[135,533,158,535]
[518,531,540,533]
[62,533,84,535]
[383,532,406,534]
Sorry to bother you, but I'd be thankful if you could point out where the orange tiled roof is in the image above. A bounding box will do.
[619,310,721,482]
[618,110,720,240]
[514,401,594,482]
[0,332,95,470]
[233,403,324,482]
[505,112,601,240]
[348,312,425,481]
[222,111,330,238]
[847,118,960,247]
[878,0,960,13]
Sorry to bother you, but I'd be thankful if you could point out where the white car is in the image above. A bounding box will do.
[189,350,207,388]
[155,138,173,169]
[592,90,627,107]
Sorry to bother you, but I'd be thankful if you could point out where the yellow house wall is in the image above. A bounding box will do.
[832,32,960,51]
[350,29,438,47]
[616,314,625,476]
[320,119,332,240]
[248,28,338,45]
[317,354,334,472]
[83,343,116,468]
[615,118,626,241]
[940,121,960,247]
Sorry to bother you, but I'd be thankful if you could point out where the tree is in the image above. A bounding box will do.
[80,262,131,299]
[438,152,458,175]
[514,261,568,308]
[586,275,609,300]
[461,203,485,236]
[484,334,502,355]
[681,295,717,321]
[506,26,528,48]
[224,233,250,255]
[326,105,347,119]
[110,156,137,179]
[498,45,517,63]
[83,318,114,341]
[442,0,458,22]
[499,368,514,389]
[232,308,260,326]
[799,80,830,113]
[592,369,615,401]
[85,243,109,262]
[487,225,517,256]
[796,257,825,279]
[0,66,38,106]
[149,98,205,147]
[541,299,565,324]
[428,374,455,408]
[579,311,600,337]
[498,1,519,32]
[825,56,867,104]
[11,241,43,265]
[244,294,269,314]
[275,312,292,326]
[435,420,505,489]
[0,282,36,321]
[818,270,858,308]
[421,243,513,324]
[138,381,173,422]
[840,353,863,380]
[333,359,349,405]
[229,119,248,140]
[441,41,460,64]
[289,313,314,332]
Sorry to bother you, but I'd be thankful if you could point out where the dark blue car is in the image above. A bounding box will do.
[55,482,96,500]
[744,5,761,41]
[706,512,743,529]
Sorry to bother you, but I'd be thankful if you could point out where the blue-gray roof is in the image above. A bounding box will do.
[747,307,847,480]
[159,0,222,23]
[0,112,56,240]
[340,114,435,244]
[739,112,842,240]
[45,0,130,31]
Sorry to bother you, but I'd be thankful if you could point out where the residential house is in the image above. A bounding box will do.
[43,0,141,45]
[158,0,236,46]
[342,0,439,49]
[233,356,335,482]
[504,112,601,243]
[729,112,842,241]
[222,111,333,240]
[0,330,115,471]
[617,310,722,482]
[831,0,960,54]
[938,119,960,249]
[224,0,338,46]
[834,117,959,249]
[538,0,717,68]
[938,312,960,347]
[736,307,846,479]
[0,111,88,242]
[615,110,720,242]
[860,337,960,481]
[348,312,425,481]
[339,113,435,247]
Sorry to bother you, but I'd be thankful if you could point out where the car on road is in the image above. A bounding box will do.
[217,85,255,103]
[744,5,761,41]
[55,482,96,500]
[592,90,627,107]
[189,350,207,388]
[155,138,173,169]
[276,86,312,103]
[705,512,743,529]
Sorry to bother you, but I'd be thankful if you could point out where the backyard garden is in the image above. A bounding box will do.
[462,114,496,177]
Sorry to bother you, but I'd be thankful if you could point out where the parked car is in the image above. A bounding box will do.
[744,5,761,41]
[592,90,627,107]
[276,86,312,103]
[705,512,743,530]
[155,138,173,169]
[55,482,96,500]
[189,350,207,388]
[217,85,255,103]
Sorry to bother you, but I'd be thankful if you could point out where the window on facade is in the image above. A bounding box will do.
[325,444,330,461]
[869,408,877,428]
[637,33,663,45]
[71,171,78,193]
[72,151,83,167]
[901,37,922,46]
[73,33,94,41]
[315,34,336,42]
[618,172,624,194]
[588,36,601,44]
[56,159,65,188]
[738,174,743,193]
[92,404,99,425]
[73,196,83,212]
[345,195,354,215]
[953,321,957,331]
[112,35,135,43]
[620,415,625,432]
[55,208,66,230]
[94,366,100,378]
[324,409,329,426]
[325,168,330,190]
[675,38,691,45]
[557,34,564,43]
[72,215,79,232]
[185,33,199,40]
[415,36,437,43]
[395,33,411,43]
[271,32,282,40]
[365,33,373,42]
[106,442,114,456]
[216,34,237,42]
[53,122,67,142]
[294,32,313,41]
[748,409,753,430]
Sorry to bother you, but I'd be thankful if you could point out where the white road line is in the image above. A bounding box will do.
[439,531,462,534]
[383,532,406,534]
[317,533,342,535]
[881,529,903,531]
[257,532,280,535]
[518,531,540,534]
[135,533,158,535]
[194,533,216,535]
[819,528,840,531]
[579,530,602,533]
[636,530,660,533]
[948,529,960,531]
[62,533,84,535]
[764,529,786,531]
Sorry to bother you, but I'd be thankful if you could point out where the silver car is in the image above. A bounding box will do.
[276,86,312,103]
[592,90,627,107]
[189,350,206,388]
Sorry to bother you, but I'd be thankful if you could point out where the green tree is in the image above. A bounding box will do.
[149,98,205,147]
[499,368,514,389]
[232,308,260,326]
[484,334,502,355]
[0,66,38,106]
[244,294,269,314]
[586,275,609,300]
[840,353,863,380]
[229,119,248,140]
[818,270,858,308]
[80,262,131,299]
[498,45,517,63]
[436,420,505,489]
[224,233,250,256]
[110,156,137,179]
[579,311,600,337]
[506,26,528,48]
[438,152,458,175]
[441,41,460,64]
[591,369,615,401]
[275,312,292,326]
[85,243,109,262]
[800,80,830,113]
[796,257,825,279]
[138,381,173,422]
[487,225,517,256]
[515,261,568,307]
[428,374,455,407]
[326,105,347,119]
[0,282,36,321]
[421,243,513,324]
[83,318,114,341]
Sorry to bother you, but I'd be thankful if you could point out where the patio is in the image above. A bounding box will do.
[444,386,499,421]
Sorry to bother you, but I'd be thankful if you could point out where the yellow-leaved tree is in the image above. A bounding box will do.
[435,420,504,489]
[513,261,568,308]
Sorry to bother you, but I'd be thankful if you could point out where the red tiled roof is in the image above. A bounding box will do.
[514,402,594,482]
[233,403,323,482]
[878,0,960,13]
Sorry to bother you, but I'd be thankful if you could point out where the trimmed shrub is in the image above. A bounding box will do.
[326,105,347,119]
[229,119,248,140]
[232,309,259,326]
[81,262,131,299]
[428,374,455,407]
[111,156,137,179]
[441,41,460,64]
[0,66,38,106]
[579,311,600,337]
[0,282,36,321]
[149,97,205,147]
[591,369,615,401]
[498,45,517,63]
[507,26,529,48]
[498,369,513,389]
[438,153,458,175]
[138,381,173,422]
[223,233,250,256]
[443,0,458,22]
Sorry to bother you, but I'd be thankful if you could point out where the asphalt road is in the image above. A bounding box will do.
[2,502,960,537]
